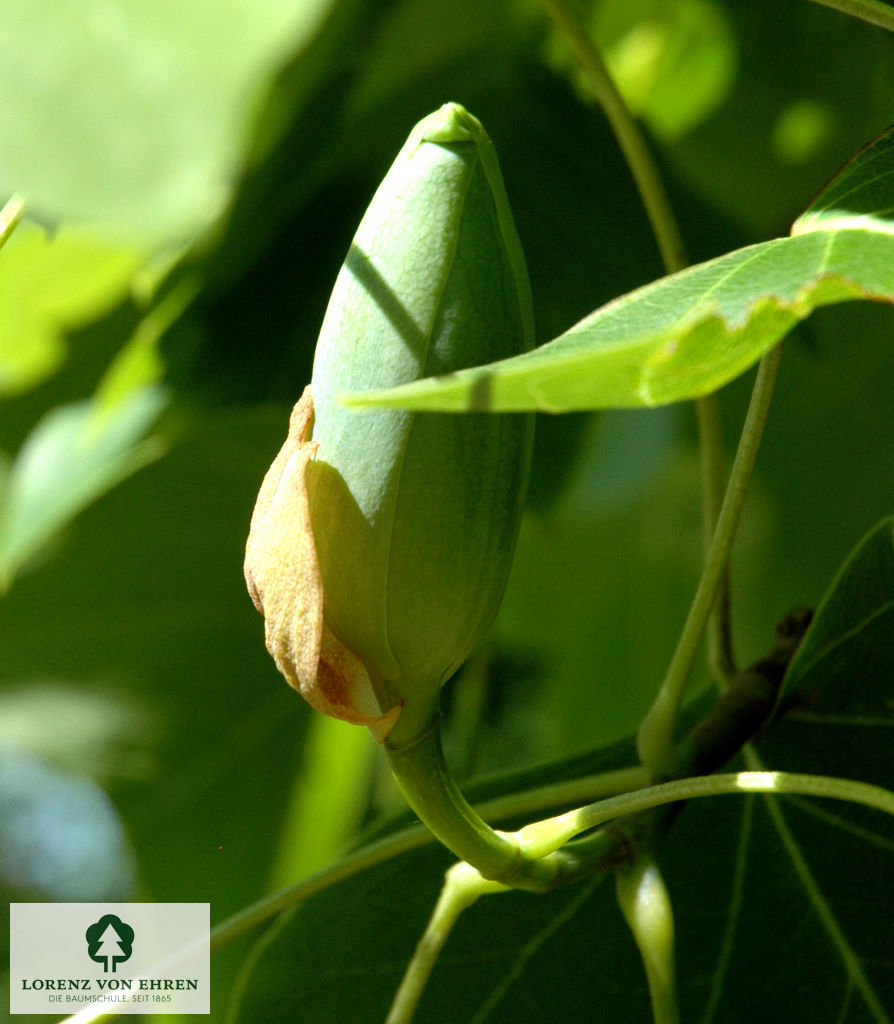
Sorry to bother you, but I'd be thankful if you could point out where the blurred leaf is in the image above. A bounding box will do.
[0,256,178,591]
[0,683,159,783]
[551,0,738,141]
[0,385,166,590]
[771,99,838,166]
[0,748,136,901]
[0,221,145,396]
[780,517,894,711]
[95,279,197,412]
[661,0,894,236]
[267,715,375,888]
[491,408,711,759]
[0,0,337,242]
[0,404,314,1013]
[346,127,894,413]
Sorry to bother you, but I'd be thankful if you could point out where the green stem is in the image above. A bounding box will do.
[207,761,646,953]
[514,771,894,857]
[385,721,561,890]
[807,0,894,31]
[696,393,737,688]
[0,194,25,251]
[538,0,685,273]
[539,0,736,701]
[616,857,679,1024]
[473,764,651,822]
[385,863,508,1024]
[637,344,784,772]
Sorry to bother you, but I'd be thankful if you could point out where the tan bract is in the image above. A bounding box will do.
[244,386,401,742]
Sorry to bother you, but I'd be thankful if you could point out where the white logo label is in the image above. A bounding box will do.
[10,903,210,1015]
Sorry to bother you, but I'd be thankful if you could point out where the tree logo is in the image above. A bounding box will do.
[85,914,134,974]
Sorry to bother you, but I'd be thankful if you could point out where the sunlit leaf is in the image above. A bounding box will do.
[0,0,337,241]
[0,386,166,589]
[0,221,145,396]
[345,128,894,414]
[794,127,894,236]
[345,231,892,412]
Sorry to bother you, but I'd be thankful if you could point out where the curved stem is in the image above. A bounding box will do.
[385,721,562,890]
[696,393,737,688]
[539,0,737,711]
[808,0,894,31]
[385,863,507,1024]
[637,344,784,771]
[537,0,685,273]
[514,770,894,858]
[616,857,679,1024]
[206,761,646,954]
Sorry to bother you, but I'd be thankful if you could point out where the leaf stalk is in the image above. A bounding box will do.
[384,863,507,1024]
[637,344,784,772]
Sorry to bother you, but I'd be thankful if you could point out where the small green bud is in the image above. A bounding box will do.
[246,103,534,744]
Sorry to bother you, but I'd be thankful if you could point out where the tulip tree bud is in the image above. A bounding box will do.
[245,102,534,745]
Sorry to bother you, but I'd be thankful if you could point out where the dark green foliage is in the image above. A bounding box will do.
[1,1,893,1021]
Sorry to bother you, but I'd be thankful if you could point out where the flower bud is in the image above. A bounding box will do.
[245,103,534,744]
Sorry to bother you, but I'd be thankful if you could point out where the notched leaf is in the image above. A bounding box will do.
[244,386,401,742]
[345,125,894,415]
[343,228,894,414]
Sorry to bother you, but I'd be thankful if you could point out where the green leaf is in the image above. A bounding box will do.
[794,127,894,236]
[552,0,739,142]
[0,268,188,589]
[0,0,336,242]
[0,404,315,1008]
[228,701,894,1023]
[780,516,894,711]
[0,385,166,590]
[0,221,145,396]
[344,128,894,414]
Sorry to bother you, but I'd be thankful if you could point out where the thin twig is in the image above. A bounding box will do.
[537,0,685,272]
[538,0,736,698]
[637,345,784,771]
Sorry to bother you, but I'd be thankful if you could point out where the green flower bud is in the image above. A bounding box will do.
[246,103,533,745]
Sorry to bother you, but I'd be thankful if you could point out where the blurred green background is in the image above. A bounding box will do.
[1,0,892,1020]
